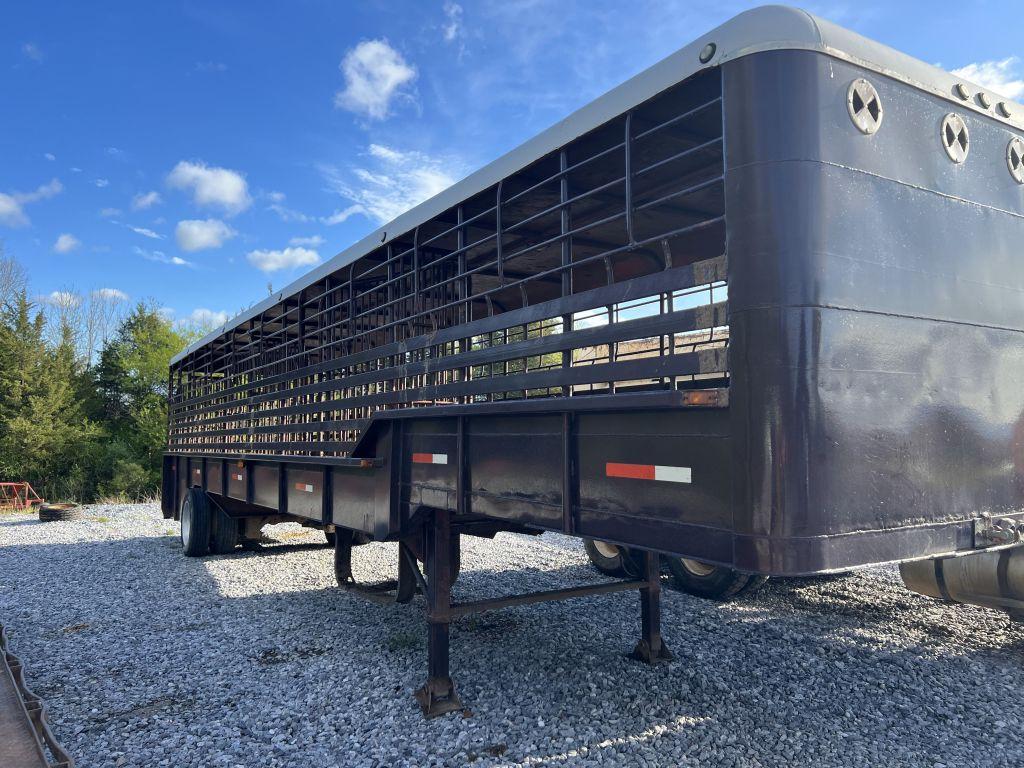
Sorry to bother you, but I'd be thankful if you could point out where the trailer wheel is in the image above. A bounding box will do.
[180,487,211,557]
[665,557,767,600]
[209,501,238,555]
[584,539,628,577]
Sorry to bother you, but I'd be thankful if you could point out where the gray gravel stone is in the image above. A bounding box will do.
[2,503,1024,766]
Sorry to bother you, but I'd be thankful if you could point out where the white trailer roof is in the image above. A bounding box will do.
[172,4,1023,364]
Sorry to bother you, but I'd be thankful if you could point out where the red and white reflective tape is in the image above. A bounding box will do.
[294,482,315,493]
[231,473,243,482]
[606,462,692,484]
[412,453,449,465]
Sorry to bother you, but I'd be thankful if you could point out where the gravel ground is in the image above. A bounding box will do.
[2,503,1024,767]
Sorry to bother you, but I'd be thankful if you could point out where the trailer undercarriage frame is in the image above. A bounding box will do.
[335,507,672,717]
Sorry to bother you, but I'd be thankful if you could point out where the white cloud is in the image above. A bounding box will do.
[70,167,82,173]
[268,202,311,223]
[0,178,63,227]
[246,246,321,273]
[44,290,80,307]
[132,190,162,210]
[184,308,230,327]
[135,246,193,267]
[44,152,55,161]
[442,2,464,44]
[21,42,43,62]
[334,39,416,119]
[175,218,237,251]
[167,160,251,216]
[129,225,164,240]
[321,204,366,226]
[91,287,129,301]
[952,57,1024,100]
[321,143,460,224]
[289,235,325,247]
[0,196,28,227]
[93,178,109,188]
[100,207,122,218]
[53,233,81,253]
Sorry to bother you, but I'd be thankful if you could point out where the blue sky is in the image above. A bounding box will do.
[3,1,1023,329]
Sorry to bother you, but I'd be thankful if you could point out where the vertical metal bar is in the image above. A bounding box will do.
[322,466,332,525]
[415,506,462,716]
[624,112,635,246]
[347,265,356,348]
[457,205,470,399]
[561,412,576,534]
[413,226,421,315]
[456,416,467,517]
[559,149,573,398]
[632,550,672,664]
[495,182,504,286]
[387,243,396,344]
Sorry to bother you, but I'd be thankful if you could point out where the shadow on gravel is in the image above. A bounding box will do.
[3,523,1024,767]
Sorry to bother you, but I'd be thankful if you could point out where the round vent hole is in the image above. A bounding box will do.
[1008,137,1024,184]
[847,79,883,135]
[941,114,970,163]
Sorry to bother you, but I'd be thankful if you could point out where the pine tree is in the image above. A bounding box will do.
[0,293,101,499]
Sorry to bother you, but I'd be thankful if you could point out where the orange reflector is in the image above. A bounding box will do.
[681,390,719,407]
[606,462,692,484]
[412,453,449,465]
[606,462,656,480]
[294,482,314,493]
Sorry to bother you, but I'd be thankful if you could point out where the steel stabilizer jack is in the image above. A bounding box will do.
[630,637,674,664]
[414,676,463,718]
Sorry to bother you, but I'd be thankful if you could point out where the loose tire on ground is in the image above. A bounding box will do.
[38,503,82,522]
[665,557,768,600]
[584,539,627,576]
[209,500,238,554]
[181,487,211,557]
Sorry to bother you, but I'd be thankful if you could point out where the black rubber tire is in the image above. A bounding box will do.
[665,557,768,601]
[324,529,336,547]
[180,487,211,557]
[209,501,238,555]
[38,503,82,522]
[584,539,628,577]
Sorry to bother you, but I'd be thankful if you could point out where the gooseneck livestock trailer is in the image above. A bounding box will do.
[163,6,1024,716]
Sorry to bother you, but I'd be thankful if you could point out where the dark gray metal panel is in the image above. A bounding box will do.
[252,465,279,510]
[403,419,458,513]
[187,459,203,490]
[332,468,377,534]
[206,459,224,496]
[724,50,1024,573]
[577,410,731,530]
[286,467,324,521]
[226,463,247,502]
[467,414,564,527]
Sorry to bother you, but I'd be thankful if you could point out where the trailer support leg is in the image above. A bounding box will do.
[415,508,463,717]
[631,551,673,664]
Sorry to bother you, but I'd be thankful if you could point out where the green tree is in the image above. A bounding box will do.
[0,292,101,500]
[93,303,187,499]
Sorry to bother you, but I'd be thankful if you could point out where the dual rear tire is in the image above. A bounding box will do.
[180,487,238,557]
[583,539,767,601]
